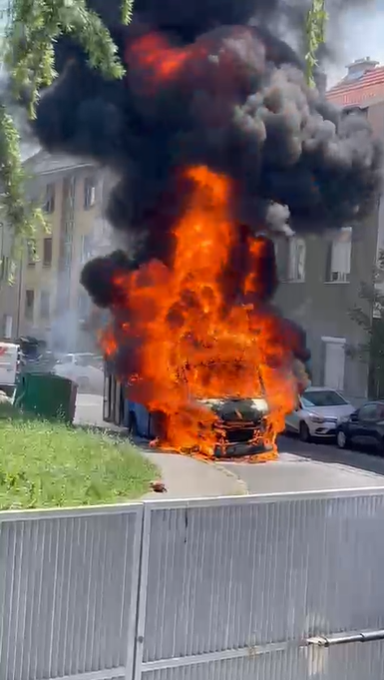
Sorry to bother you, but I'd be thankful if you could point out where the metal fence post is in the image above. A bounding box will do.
[132,502,152,680]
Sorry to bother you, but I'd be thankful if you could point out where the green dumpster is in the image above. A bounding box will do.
[14,373,77,424]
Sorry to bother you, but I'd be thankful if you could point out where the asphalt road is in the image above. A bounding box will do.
[75,392,106,427]
[278,433,384,476]
[75,394,384,494]
[221,433,384,494]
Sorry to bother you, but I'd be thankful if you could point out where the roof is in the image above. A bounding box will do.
[327,65,384,107]
[23,149,95,176]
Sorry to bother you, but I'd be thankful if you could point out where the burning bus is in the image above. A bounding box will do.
[98,169,312,459]
[99,172,311,459]
[103,330,310,460]
[104,367,273,458]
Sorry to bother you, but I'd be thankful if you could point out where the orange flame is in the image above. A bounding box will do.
[127,33,208,89]
[101,167,299,458]
[101,326,118,357]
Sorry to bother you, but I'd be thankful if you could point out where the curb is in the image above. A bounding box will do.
[211,461,249,495]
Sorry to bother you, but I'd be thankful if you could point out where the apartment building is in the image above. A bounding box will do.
[275,58,384,403]
[18,150,110,352]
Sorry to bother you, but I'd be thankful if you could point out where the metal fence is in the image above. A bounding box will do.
[0,504,143,680]
[1,488,384,680]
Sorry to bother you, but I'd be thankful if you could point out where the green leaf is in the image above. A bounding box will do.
[305,0,328,87]
[0,0,132,273]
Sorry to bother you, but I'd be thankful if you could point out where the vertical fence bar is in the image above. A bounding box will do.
[132,502,153,680]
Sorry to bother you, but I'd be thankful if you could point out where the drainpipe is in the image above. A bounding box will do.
[16,252,23,337]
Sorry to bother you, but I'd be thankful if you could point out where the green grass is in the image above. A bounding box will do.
[0,402,158,510]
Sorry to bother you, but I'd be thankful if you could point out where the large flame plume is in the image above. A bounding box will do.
[102,165,309,456]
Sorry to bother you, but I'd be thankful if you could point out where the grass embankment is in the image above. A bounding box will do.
[0,402,157,510]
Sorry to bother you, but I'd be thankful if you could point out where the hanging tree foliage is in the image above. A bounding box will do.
[305,0,328,87]
[0,0,133,264]
[0,0,326,263]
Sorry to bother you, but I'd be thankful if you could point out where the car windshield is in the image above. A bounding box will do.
[302,390,348,407]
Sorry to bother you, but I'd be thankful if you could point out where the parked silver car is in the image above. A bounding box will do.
[285,387,355,442]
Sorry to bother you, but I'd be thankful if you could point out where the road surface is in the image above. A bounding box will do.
[222,433,384,494]
[75,392,106,427]
[75,393,384,493]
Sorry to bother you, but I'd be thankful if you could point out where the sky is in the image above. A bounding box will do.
[328,0,384,85]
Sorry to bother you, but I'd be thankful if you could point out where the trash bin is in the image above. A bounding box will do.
[14,373,77,424]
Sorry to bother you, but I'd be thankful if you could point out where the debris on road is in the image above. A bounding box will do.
[150,480,167,493]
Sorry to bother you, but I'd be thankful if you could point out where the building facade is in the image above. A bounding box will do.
[0,220,20,340]
[17,151,110,352]
[275,58,384,404]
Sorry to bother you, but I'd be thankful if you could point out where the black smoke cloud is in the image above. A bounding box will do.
[32,0,381,307]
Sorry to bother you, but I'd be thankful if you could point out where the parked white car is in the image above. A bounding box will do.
[53,353,104,393]
[0,342,19,396]
[285,387,355,442]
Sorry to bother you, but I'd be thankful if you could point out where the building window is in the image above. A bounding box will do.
[43,237,53,267]
[40,290,50,320]
[3,314,12,339]
[84,176,97,209]
[325,227,352,283]
[273,239,285,280]
[43,183,55,213]
[287,237,306,282]
[373,300,383,319]
[25,289,35,321]
[342,106,368,118]
[27,240,36,267]
[322,336,346,391]
[0,256,9,281]
[80,234,93,264]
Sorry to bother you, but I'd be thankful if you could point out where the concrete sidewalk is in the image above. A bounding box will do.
[140,447,247,499]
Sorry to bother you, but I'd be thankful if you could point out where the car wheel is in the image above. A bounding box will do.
[337,430,348,449]
[299,421,311,443]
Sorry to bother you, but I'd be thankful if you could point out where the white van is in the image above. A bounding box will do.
[0,342,20,395]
